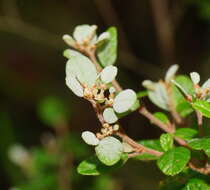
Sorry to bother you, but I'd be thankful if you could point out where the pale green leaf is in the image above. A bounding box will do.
[63,49,82,59]
[113,89,137,113]
[97,27,117,67]
[66,52,97,87]
[190,72,200,85]
[73,24,97,43]
[66,75,84,97]
[100,65,118,83]
[81,131,99,146]
[95,136,123,166]
[165,64,179,82]
[103,108,118,124]
[157,147,191,176]
[62,34,75,47]
[148,83,169,110]
[202,78,210,89]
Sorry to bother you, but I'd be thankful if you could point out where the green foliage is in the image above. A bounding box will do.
[182,178,210,190]
[77,154,128,176]
[134,139,164,160]
[113,89,137,113]
[37,96,70,126]
[153,112,169,124]
[100,65,118,84]
[188,138,210,157]
[160,133,174,152]
[192,100,210,118]
[103,108,118,124]
[95,137,123,166]
[174,75,194,96]
[157,147,191,176]
[66,51,97,88]
[97,27,117,67]
[175,128,198,141]
[147,82,169,110]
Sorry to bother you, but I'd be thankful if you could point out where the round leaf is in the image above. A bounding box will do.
[190,72,200,85]
[66,52,97,87]
[81,131,99,146]
[95,136,123,166]
[100,65,118,83]
[103,108,118,124]
[113,89,137,113]
[157,147,191,176]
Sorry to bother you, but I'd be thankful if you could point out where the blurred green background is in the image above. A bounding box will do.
[0,0,210,189]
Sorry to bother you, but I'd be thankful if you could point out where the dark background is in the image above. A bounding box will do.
[0,0,210,189]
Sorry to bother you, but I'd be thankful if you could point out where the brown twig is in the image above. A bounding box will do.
[139,105,188,147]
[116,131,163,157]
[196,110,204,136]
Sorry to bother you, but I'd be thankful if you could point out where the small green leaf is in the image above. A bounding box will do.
[176,101,193,117]
[192,100,210,118]
[95,136,123,166]
[175,128,198,141]
[100,65,118,83]
[165,64,179,82]
[134,139,163,160]
[66,51,97,87]
[81,131,99,146]
[113,89,137,113]
[182,178,210,190]
[37,96,69,126]
[103,108,118,124]
[63,49,82,59]
[97,27,117,67]
[188,138,210,157]
[160,133,174,152]
[190,72,200,85]
[148,83,169,110]
[157,147,191,176]
[77,154,128,175]
[136,90,148,98]
[174,75,194,95]
[153,112,169,124]
[73,24,97,43]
